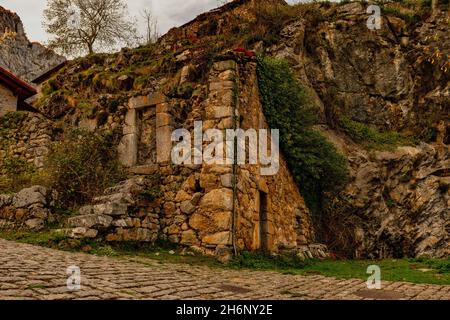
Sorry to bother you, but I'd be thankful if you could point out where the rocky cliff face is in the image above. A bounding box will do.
[264,2,449,258]
[0,6,65,82]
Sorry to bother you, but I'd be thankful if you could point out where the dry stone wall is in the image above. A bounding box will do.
[0,112,53,172]
[0,186,55,231]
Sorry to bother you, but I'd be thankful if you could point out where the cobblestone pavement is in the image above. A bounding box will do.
[0,239,449,300]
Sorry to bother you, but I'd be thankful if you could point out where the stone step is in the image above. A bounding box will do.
[77,202,129,217]
[93,192,133,205]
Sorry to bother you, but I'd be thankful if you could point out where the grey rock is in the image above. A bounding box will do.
[12,186,47,208]
[68,214,113,229]
[25,218,44,231]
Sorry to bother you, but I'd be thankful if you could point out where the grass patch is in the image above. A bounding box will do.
[228,252,450,285]
[341,117,413,150]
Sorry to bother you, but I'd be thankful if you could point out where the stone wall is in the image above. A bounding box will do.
[0,83,17,117]
[233,61,314,252]
[67,54,321,260]
[0,186,55,231]
[0,112,53,173]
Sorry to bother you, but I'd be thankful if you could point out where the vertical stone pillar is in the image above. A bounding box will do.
[118,109,139,167]
[156,102,172,164]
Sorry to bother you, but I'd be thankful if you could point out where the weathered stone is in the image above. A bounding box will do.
[129,93,167,109]
[93,203,128,216]
[156,113,171,127]
[202,231,231,246]
[180,230,199,246]
[118,134,138,167]
[68,214,113,229]
[112,219,128,227]
[175,190,191,202]
[25,218,44,231]
[12,186,47,208]
[164,202,177,216]
[214,60,237,72]
[70,227,98,239]
[180,200,196,214]
[221,174,233,188]
[199,189,233,212]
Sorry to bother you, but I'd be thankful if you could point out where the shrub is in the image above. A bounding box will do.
[257,56,349,213]
[341,117,413,150]
[44,128,125,207]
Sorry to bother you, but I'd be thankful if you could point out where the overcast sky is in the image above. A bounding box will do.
[1,0,302,45]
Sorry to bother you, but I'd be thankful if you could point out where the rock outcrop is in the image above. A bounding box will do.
[0,6,65,82]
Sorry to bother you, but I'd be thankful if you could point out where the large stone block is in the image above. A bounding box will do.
[180,230,199,246]
[156,112,171,128]
[213,60,237,72]
[68,214,113,229]
[118,134,138,167]
[13,186,47,208]
[190,211,232,234]
[202,231,232,246]
[199,189,233,211]
[129,93,167,109]
[70,227,98,239]
[93,203,128,216]
[156,125,173,163]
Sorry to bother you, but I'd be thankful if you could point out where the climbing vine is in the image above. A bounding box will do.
[256,56,348,213]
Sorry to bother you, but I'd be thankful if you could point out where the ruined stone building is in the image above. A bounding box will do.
[66,54,325,260]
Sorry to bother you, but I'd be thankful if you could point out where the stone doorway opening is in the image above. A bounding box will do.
[259,190,269,252]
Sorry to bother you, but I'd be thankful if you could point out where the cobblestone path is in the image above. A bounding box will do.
[0,239,448,300]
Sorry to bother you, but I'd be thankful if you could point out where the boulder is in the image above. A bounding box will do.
[12,186,47,208]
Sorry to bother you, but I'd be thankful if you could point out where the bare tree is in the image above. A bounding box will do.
[43,0,139,56]
[141,8,159,45]
[432,0,439,14]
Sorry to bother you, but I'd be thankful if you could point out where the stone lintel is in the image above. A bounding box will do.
[129,93,167,110]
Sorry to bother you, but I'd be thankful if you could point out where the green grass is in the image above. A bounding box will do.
[341,117,414,150]
[0,230,448,285]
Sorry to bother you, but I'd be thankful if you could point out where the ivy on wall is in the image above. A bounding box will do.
[256,56,348,213]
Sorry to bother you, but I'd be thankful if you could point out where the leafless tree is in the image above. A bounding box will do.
[141,8,159,45]
[432,0,439,14]
[43,0,139,56]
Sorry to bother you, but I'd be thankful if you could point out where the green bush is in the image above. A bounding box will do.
[257,56,348,213]
[341,117,413,150]
[44,128,125,207]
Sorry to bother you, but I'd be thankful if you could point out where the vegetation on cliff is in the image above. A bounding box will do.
[257,56,348,213]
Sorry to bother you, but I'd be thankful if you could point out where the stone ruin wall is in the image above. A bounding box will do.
[67,56,324,259]
[233,61,315,254]
[0,112,53,175]
[0,55,324,259]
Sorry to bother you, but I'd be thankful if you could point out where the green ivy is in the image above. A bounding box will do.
[257,56,349,213]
